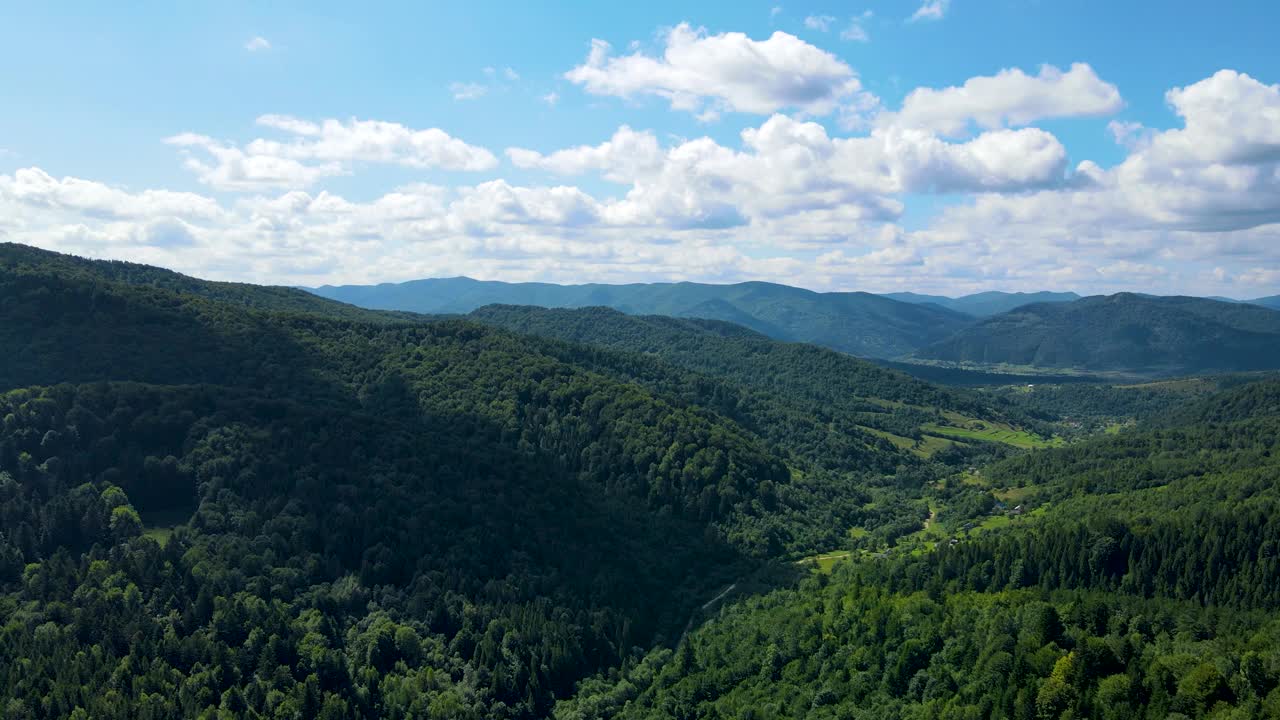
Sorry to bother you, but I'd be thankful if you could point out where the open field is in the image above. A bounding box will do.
[858,425,965,458]
[922,422,1060,449]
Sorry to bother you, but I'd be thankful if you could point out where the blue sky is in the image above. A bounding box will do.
[1,1,1278,296]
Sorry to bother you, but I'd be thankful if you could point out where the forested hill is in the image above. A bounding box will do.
[0,244,950,718]
[913,292,1280,375]
[0,242,410,322]
[468,304,1046,479]
[557,376,1280,719]
[307,276,973,358]
[470,303,1006,422]
[0,244,1027,718]
[883,290,1081,317]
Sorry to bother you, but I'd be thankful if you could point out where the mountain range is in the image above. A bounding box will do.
[309,275,1280,376]
[913,293,1280,375]
[308,277,973,358]
[881,290,1081,317]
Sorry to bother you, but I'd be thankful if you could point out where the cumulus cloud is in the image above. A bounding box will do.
[564,23,877,120]
[909,0,949,22]
[1148,69,1280,166]
[882,71,1280,294]
[0,167,222,220]
[986,70,1280,234]
[507,126,664,182]
[245,36,271,52]
[891,63,1123,136]
[1108,120,1154,151]
[165,133,345,192]
[166,116,498,191]
[11,68,1280,297]
[513,115,1066,201]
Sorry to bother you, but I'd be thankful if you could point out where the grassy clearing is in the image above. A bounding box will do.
[968,514,1011,534]
[139,508,189,548]
[859,425,964,458]
[857,425,916,450]
[858,398,1052,453]
[922,422,1059,449]
[994,485,1036,504]
[915,434,961,457]
[796,550,856,574]
[143,526,175,546]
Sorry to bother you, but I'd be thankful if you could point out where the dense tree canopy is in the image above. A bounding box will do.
[558,377,1280,718]
[4,243,1278,719]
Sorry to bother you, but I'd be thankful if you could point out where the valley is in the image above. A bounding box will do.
[1,243,1278,718]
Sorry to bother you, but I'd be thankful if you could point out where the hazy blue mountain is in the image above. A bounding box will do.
[913,292,1280,375]
[307,277,973,358]
[1249,295,1280,310]
[883,290,1081,317]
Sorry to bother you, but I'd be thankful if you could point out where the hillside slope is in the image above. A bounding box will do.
[0,245,956,717]
[558,377,1280,719]
[468,304,1052,466]
[0,242,409,321]
[913,293,1280,375]
[307,277,973,358]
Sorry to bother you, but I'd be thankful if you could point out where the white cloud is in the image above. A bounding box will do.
[509,115,1067,233]
[909,0,949,22]
[804,15,835,31]
[165,133,345,192]
[1108,120,1154,151]
[0,167,222,220]
[245,36,271,52]
[542,92,560,106]
[10,69,1280,298]
[454,67,523,101]
[891,63,1123,136]
[879,70,1280,293]
[450,82,488,100]
[507,126,664,182]
[840,12,872,42]
[166,116,498,191]
[1148,69,1280,166]
[564,23,877,120]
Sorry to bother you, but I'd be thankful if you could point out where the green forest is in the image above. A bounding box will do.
[2,243,1279,718]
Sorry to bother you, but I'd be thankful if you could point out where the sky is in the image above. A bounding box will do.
[1,1,1278,297]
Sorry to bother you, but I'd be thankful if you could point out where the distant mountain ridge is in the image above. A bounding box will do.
[308,276,972,358]
[883,290,1082,317]
[913,292,1280,375]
